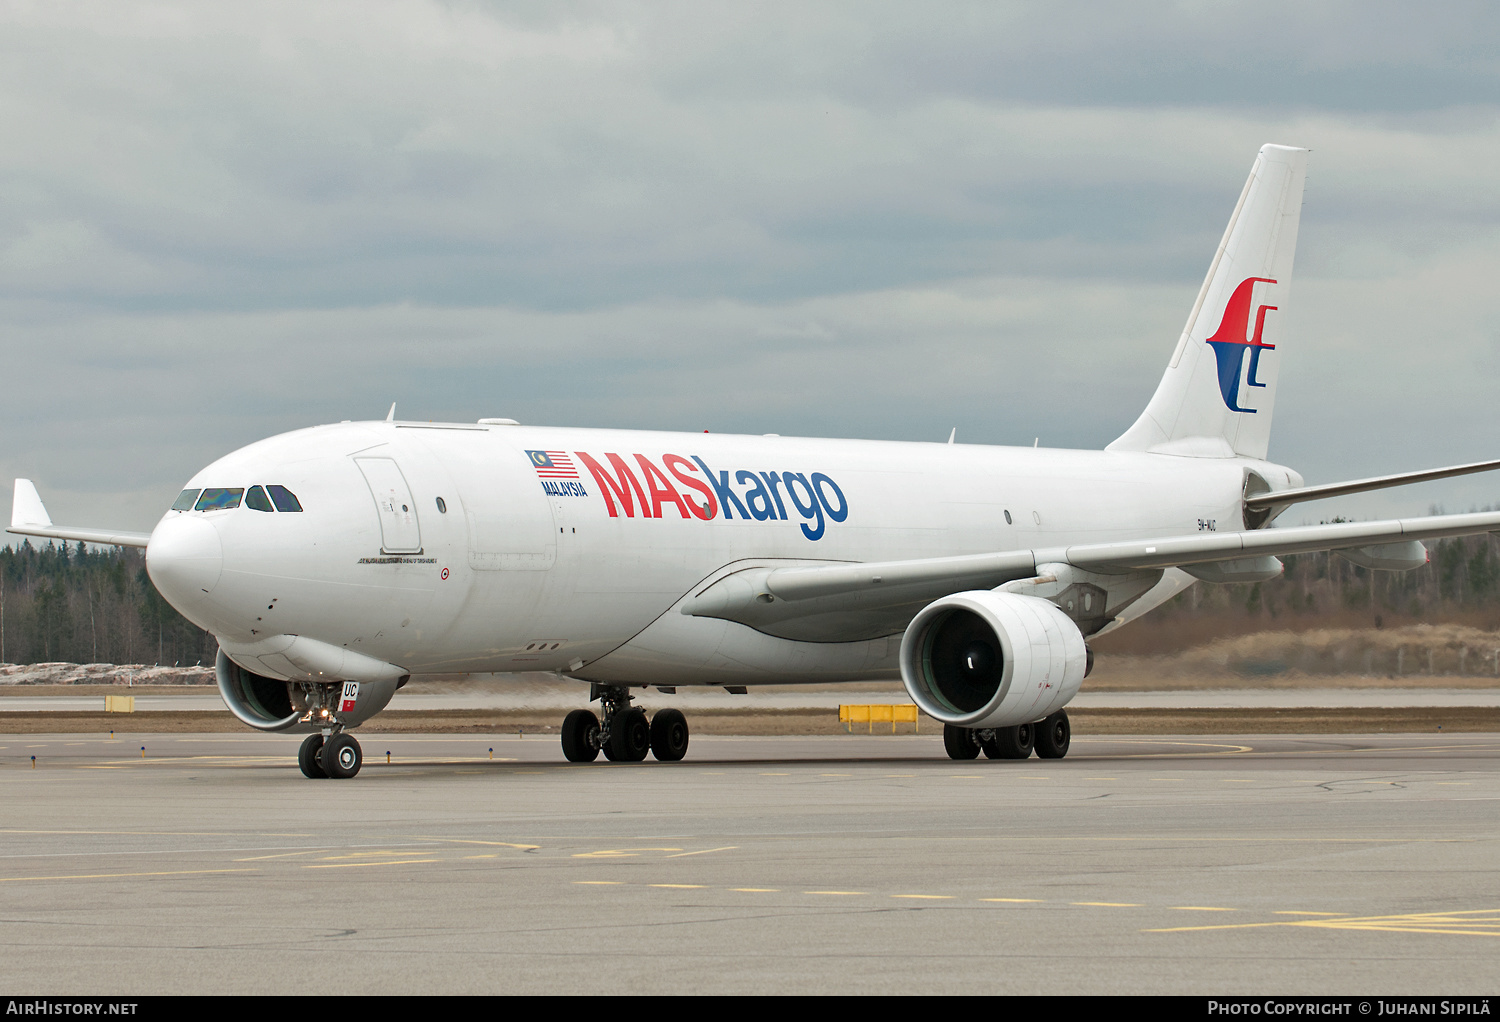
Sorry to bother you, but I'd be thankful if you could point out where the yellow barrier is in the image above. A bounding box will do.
[104,695,135,713]
[839,704,919,734]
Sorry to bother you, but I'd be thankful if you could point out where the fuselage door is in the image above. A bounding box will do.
[355,457,423,554]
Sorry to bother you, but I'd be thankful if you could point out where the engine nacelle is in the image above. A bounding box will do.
[216,649,400,733]
[899,591,1088,729]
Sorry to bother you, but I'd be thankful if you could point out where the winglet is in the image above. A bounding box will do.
[12,479,52,529]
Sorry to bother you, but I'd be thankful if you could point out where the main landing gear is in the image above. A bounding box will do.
[943,711,1070,761]
[561,685,690,764]
[299,731,364,779]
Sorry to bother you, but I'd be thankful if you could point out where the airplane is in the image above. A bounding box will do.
[11,143,1500,779]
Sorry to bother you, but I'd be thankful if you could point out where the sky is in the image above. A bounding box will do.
[3,0,1500,533]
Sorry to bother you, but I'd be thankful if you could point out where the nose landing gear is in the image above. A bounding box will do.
[560,685,691,763]
[297,730,363,779]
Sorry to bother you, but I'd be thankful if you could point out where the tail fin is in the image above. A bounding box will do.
[1108,144,1308,461]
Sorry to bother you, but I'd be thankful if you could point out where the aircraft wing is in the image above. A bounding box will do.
[684,509,1500,640]
[7,479,151,549]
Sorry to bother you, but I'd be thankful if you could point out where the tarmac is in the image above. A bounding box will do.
[6,686,1500,712]
[0,729,1497,994]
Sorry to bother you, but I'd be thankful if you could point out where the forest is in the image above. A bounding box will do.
[1,530,1497,666]
[0,540,214,667]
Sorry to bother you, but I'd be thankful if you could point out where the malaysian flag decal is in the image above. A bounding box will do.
[526,450,579,479]
[528,450,590,497]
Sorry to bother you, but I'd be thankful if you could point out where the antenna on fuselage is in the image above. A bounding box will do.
[385,403,396,422]
[947,428,956,445]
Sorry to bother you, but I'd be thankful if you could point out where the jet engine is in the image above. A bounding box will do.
[899,591,1088,729]
[215,649,401,733]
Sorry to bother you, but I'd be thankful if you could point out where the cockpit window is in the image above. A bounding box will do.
[267,485,303,512]
[171,489,201,512]
[195,488,244,511]
[245,485,274,512]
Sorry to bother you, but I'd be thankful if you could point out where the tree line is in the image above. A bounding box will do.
[1099,530,1500,654]
[0,541,214,666]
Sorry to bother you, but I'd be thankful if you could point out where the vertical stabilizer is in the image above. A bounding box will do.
[1108,144,1307,461]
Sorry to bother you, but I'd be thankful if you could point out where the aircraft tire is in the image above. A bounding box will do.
[561,709,602,763]
[982,723,1034,760]
[649,708,689,762]
[1033,711,1071,759]
[322,733,362,779]
[298,734,327,778]
[608,707,651,762]
[943,723,981,760]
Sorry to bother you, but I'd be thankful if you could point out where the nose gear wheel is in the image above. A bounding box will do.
[321,732,363,778]
[298,734,327,778]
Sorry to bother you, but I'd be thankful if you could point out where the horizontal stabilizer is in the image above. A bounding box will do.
[7,479,151,549]
[1247,457,1500,509]
[1057,510,1500,573]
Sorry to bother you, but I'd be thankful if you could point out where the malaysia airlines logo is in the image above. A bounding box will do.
[1205,276,1278,413]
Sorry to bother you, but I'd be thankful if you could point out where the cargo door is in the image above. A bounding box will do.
[355,457,423,554]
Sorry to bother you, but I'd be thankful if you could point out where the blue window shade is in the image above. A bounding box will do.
[267,485,303,512]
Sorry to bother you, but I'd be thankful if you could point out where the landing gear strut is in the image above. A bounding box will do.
[942,713,1068,762]
[298,730,362,779]
[560,685,690,763]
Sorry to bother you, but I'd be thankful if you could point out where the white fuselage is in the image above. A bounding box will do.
[145,420,1294,686]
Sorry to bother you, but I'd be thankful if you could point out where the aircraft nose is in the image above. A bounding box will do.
[146,515,224,606]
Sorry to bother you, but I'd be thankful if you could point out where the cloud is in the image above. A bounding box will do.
[2,2,1499,532]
